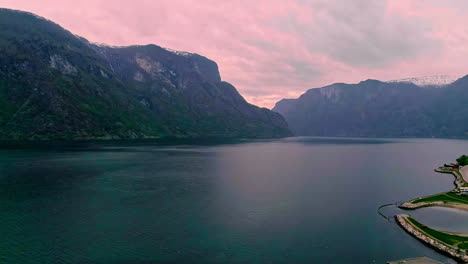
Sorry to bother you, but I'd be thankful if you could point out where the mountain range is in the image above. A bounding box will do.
[273,75,468,138]
[0,8,291,140]
[3,8,468,141]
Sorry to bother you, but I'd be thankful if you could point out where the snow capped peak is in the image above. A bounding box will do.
[91,42,126,48]
[163,47,193,57]
[387,75,462,87]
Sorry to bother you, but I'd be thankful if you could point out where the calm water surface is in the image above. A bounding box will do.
[409,207,468,233]
[1,137,468,264]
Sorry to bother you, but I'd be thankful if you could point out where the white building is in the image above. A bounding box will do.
[459,187,468,196]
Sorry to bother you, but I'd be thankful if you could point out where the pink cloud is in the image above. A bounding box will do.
[1,0,467,108]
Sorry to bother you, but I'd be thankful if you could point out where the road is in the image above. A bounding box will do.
[460,166,468,182]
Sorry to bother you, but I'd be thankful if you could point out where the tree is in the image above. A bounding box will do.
[456,155,468,166]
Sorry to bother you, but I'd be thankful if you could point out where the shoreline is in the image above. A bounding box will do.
[434,167,467,189]
[396,214,468,263]
[400,166,468,211]
[396,162,468,263]
[400,201,468,212]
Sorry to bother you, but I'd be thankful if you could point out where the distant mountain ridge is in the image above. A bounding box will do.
[0,8,291,140]
[273,75,468,138]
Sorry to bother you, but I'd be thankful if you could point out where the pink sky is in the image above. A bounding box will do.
[1,0,467,108]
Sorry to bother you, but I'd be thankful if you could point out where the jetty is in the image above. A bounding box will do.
[396,214,468,263]
[396,157,468,263]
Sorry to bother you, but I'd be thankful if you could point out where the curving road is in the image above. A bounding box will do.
[460,166,468,183]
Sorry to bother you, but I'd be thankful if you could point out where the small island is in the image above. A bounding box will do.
[396,155,468,263]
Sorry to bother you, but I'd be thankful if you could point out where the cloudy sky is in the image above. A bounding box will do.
[2,0,467,108]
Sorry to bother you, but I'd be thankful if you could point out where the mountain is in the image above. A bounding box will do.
[0,9,291,140]
[273,75,468,138]
[388,74,462,87]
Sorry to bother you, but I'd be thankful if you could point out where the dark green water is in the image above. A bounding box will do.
[1,137,467,264]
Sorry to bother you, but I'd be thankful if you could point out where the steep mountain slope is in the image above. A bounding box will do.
[273,76,468,138]
[0,9,291,140]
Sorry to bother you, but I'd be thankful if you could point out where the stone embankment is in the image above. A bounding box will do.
[396,214,468,263]
[400,201,444,210]
[400,201,468,211]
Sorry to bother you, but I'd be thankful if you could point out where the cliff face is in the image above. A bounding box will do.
[0,9,291,140]
[273,77,468,138]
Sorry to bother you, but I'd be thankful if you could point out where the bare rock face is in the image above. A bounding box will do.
[0,8,291,140]
[49,55,78,75]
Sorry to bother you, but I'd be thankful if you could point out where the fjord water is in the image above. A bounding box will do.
[1,138,467,264]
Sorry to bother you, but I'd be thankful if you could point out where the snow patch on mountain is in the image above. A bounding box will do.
[388,75,462,87]
[163,47,193,57]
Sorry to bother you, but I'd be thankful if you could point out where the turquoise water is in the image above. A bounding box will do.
[0,137,466,263]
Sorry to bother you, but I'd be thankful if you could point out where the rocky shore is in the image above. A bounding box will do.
[400,201,468,211]
[396,214,468,263]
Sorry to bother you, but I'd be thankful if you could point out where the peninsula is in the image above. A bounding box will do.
[397,155,468,263]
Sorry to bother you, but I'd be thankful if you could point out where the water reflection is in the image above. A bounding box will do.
[284,136,399,145]
[1,137,467,263]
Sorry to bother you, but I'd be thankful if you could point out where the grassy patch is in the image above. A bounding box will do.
[408,217,468,247]
[460,242,468,250]
[411,192,468,204]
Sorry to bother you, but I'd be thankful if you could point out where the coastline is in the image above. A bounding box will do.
[400,201,468,212]
[396,214,468,263]
[434,167,466,189]
[396,161,468,263]
[400,165,468,210]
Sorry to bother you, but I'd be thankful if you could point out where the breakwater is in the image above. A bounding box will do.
[396,214,468,263]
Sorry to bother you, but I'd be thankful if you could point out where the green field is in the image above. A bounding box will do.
[460,242,468,250]
[407,217,468,248]
[411,192,468,204]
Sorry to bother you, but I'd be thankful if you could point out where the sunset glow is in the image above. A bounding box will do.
[2,0,467,107]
